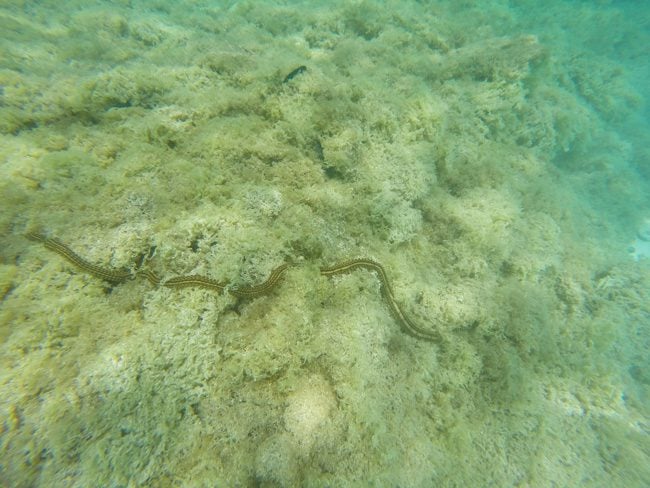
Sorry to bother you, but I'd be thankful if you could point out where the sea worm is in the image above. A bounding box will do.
[229,263,289,298]
[26,233,440,343]
[320,259,441,342]
[26,233,133,284]
[139,269,162,287]
[164,274,226,293]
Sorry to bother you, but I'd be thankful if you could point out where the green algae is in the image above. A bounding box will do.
[0,1,648,486]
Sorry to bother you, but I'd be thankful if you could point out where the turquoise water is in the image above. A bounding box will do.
[1,1,648,486]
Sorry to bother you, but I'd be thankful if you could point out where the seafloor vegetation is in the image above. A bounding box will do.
[1,1,648,486]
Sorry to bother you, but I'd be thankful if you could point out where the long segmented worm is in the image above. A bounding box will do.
[27,234,441,342]
[320,259,441,342]
[26,233,133,284]
[164,274,226,293]
[229,264,290,298]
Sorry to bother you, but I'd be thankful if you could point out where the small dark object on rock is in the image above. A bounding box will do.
[283,65,307,83]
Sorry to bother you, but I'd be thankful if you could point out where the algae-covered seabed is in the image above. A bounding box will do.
[1,1,649,486]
